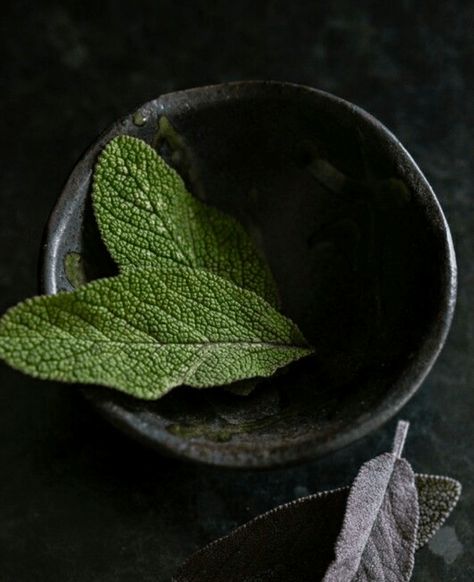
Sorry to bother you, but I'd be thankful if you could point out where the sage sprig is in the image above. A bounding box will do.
[175,421,461,582]
[0,136,313,398]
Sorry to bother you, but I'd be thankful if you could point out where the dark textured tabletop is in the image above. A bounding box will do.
[1,1,473,580]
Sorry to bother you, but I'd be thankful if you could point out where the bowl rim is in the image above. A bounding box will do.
[40,80,457,468]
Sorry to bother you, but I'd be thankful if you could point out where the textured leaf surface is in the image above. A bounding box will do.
[93,136,279,305]
[174,487,347,582]
[173,474,460,582]
[323,421,418,582]
[416,474,462,549]
[0,262,311,399]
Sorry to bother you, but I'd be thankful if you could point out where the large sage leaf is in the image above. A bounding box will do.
[173,474,460,582]
[323,421,418,582]
[0,262,311,399]
[92,136,279,305]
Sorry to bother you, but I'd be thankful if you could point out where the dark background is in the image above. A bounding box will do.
[1,1,473,580]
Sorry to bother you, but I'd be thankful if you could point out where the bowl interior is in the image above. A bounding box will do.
[43,82,455,467]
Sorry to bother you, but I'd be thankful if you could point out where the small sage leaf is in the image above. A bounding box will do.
[0,262,311,399]
[416,474,462,550]
[323,420,418,582]
[92,136,279,306]
[64,252,87,289]
[173,473,460,582]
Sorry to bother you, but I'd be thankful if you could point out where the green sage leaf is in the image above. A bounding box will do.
[92,135,279,305]
[0,262,311,399]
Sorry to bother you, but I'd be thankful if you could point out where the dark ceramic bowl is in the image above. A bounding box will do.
[41,81,456,468]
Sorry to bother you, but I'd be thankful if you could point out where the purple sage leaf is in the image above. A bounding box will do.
[174,487,348,582]
[323,420,418,582]
[173,473,460,582]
